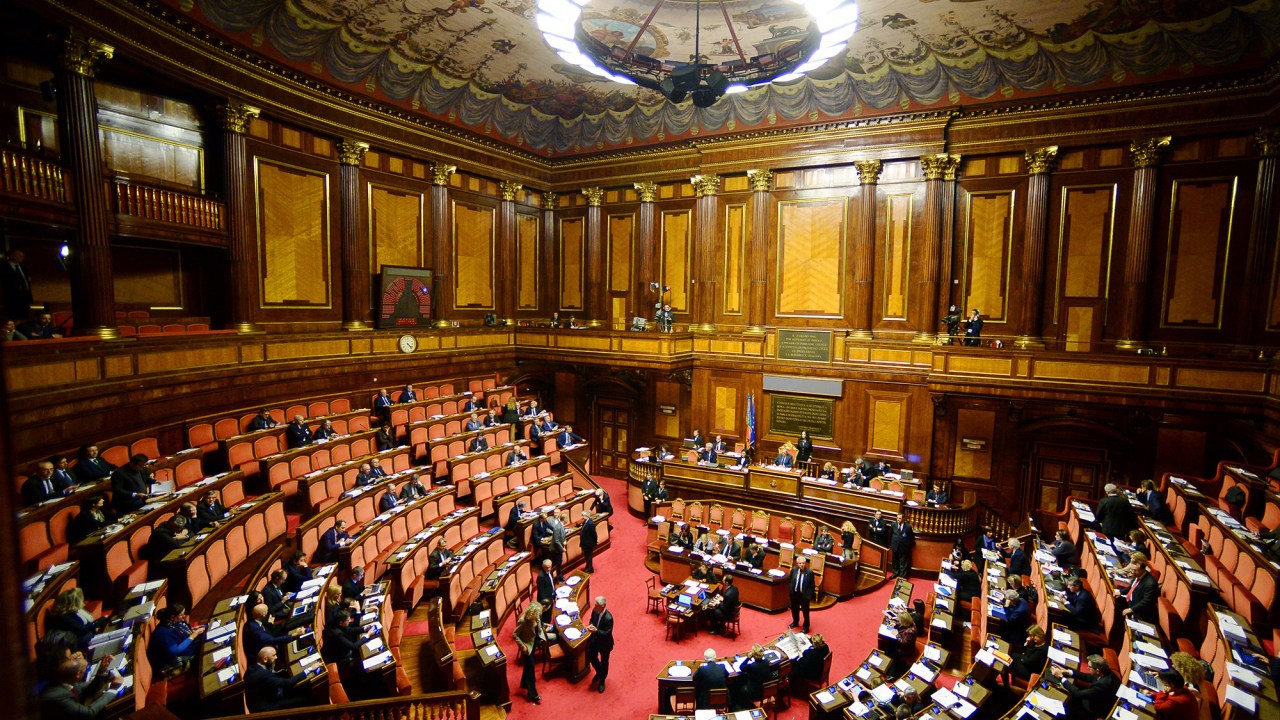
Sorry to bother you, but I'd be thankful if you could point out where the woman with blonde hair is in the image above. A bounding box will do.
[819,462,837,480]
[840,520,860,562]
[322,583,343,625]
[47,587,105,648]
[514,601,546,704]
[1169,651,1206,691]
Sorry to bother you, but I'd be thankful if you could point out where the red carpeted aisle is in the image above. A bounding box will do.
[491,473,898,718]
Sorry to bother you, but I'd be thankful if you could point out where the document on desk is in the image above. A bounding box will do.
[1125,619,1158,637]
[1224,684,1258,713]
[815,690,836,704]
[1130,653,1169,670]
[1115,685,1152,708]
[1226,662,1265,689]
[1030,691,1066,716]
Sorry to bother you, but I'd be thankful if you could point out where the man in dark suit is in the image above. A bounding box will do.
[248,408,279,431]
[788,557,816,633]
[110,454,153,515]
[73,444,116,484]
[867,509,890,547]
[531,511,552,561]
[468,435,489,453]
[580,512,599,573]
[378,488,398,512]
[22,460,62,506]
[284,414,312,449]
[427,543,453,579]
[341,566,365,601]
[245,646,313,712]
[506,500,528,547]
[1096,483,1137,538]
[890,518,915,579]
[462,396,483,413]
[1004,538,1031,577]
[2,248,33,321]
[586,596,614,693]
[774,449,794,468]
[40,652,123,718]
[1052,654,1121,720]
[149,515,191,561]
[535,559,556,622]
[315,519,351,563]
[262,569,293,621]
[243,604,304,662]
[373,389,393,422]
[693,648,728,710]
[709,575,740,634]
[1062,576,1100,632]
[506,446,528,466]
[399,474,429,501]
[1050,529,1079,568]
[926,482,949,506]
[396,384,417,403]
[556,425,584,449]
[699,442,718,464]
[1118,560,1159,623]
[712,435,728,454]
[641,475,659,518]
[50,455,77,492]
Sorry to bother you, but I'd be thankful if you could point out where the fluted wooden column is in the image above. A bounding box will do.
[914,154,960,343]
[430,163,455,326]
[337,140,370,330]
[745,170,772,333]
[1115,137,1171,349]
[541,191,558,314]
[55,33,117,338]
[581,187,605,326]
[851,160,882,339]
[691,174,720,331]
[1239,129,1279,347]
[216,100,261,333]
[634,181,659,323]
[497,181,522,322]
[1014,146,1059,349]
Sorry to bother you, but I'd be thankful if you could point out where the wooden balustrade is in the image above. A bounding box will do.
[110,176,224,229]
[207,691,479,720]
[902,502,978,537]
[0,148,67,203]
[977,501,1019,538]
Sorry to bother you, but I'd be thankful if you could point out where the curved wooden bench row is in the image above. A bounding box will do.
[339,491,470,580]
[468,455,552,519]
[386,507,483,610]
[217,407,372,477]
[493,473,574,547]
[298,447,414,518]
[257,429,380,497]
[438,527,506,622]
[410,418,513,475]
[296,480,457,563]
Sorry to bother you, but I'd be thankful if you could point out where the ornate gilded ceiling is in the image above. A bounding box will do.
[158,0,1280,157]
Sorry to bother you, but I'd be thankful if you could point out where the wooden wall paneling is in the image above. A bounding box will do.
[653,379,682,440]
[881,192,913,321]
[774,196,847,320]
[516,212,540,311]
[704,371,744,440]
[1051,183,1118,351]
[721,201,747,319]
[1159,177,1238,328]
[607,211,634,327]
[660,206,692,314]
[112,245,182,309]
[960,184,1019,328]
[559,215,585,311]
[254,157,331,308]
[952,407,995,481]
[452,199,496,311]
[368,183,425,274]
[864,389,909,461]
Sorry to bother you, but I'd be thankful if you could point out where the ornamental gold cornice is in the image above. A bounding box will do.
[920,153,961,181]
[746,170,773,192]
[61,32,113,77]
[337,139,369,166]
[215,101,260,134]
[1255,128,1280,157]
[1129,136,1172,168]
[634,181,658,202]
[431,163,456,185]
[499,181,523,201]
[541,191,558,210]
[581,187,605,206]
[853,160,882,185]
[691,174,720,197]
[1024,146,1059,175]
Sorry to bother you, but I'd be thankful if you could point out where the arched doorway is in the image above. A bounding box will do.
[579,374,643,478]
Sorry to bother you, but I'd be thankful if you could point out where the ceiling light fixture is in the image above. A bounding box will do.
[538,0,858,108]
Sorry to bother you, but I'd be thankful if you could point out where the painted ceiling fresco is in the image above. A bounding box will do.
[157,0,1280,157]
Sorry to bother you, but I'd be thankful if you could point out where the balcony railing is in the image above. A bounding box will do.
[208,691,478,720]
[0,148,67,203]
[111,176,224,230]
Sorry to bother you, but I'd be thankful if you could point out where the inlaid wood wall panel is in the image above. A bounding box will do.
[963,191,1014,321]
[952,408,995,480]
[1162,178,1236,327]
[370,185,423,272]
[713,385,740,437]
[723,203,746,315]
[452,201,495,309]
[113,246,182,308]
[101,128,203,190]
[661,210,691,312]
[608,214,633,293]
[560,217,585,310]
[1056,185,1115,307]
[256,159,330,306]
[865,390,908,459]
[882,193,912,320]
[654,380,681,438]
[776,198,845,317]
[517,213,540,310]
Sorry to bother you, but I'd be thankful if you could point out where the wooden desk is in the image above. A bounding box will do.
[24,560,80,656]
[654,632,810,713]
[157,491,285,607]
[545,570,593,682]
[658,545,789,612]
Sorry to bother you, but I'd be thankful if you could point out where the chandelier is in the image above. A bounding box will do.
[535,0,859,107]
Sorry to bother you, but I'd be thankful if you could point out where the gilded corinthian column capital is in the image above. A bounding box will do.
[1129,137,1172,168]
[581,187,605,206]
[541,191,558,210]
[854,160,883,185]
[1024,146,1059,175]
[337,140,370,166]
[61,32,113,77]
[215,101,261,134]
[920,153,961,180]
[746,169,773,192]
[430,162,456,185]
[634,181,658,202]
[691,174,720,197]
[499,181,523,201]
[1254,128,1280,157]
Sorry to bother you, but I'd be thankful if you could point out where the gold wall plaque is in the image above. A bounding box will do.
[777,329,833,363]
[768,393,834,439]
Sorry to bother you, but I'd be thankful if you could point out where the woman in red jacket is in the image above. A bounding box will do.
[1152,670,1200,720]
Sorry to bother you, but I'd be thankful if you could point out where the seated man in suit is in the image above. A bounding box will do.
[1116,557,1160,623]
[462,395,483,413]
[1003,538,1031,577]
[341,566,366,601]
[248,408,279,432]
[743,541,766,569]
[373,388,393,422]
[261,569,294,621]
[693,648,729,710]
[50,455,77,492]
[590,488,613,516]
[506,446,528,466]
[523,400,541,418]
[813,526,836,554]
[399,474,430,501]
[926,482,950,506]
[197,489,231,529]
[178,501,205,535]
[506,500,529,546]
[556,424,585,449]
[72,443,116,484]
[483,408,500,427]
[285,414,313,449]
[22,460,64,506]
[698,442,718,465]
[1051,654,1121,720]
[374,421,396,452]
[1050,529,1079,568]
[355,462,387,486]
[468,435,490,453]
[708,576,740,634]
[243,603,305,661]
[379,488,399,512]
[774,449,794,468]
[724,535,744,561]
[1062,575,1101,632]
[110,454,153,515]
[427,543,454,579]
[245,646,314,713]
[712,435,728,454]
[315,519,351,563]
[465,413,484,432]
[148,514,191,561]
[40,651,124,719]
[283,551,313,593]
[396,384,417,403]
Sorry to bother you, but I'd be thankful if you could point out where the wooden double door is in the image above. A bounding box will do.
[592,397,635,477]
[1029,442,1109,514]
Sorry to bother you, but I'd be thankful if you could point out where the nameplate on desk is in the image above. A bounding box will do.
[776,330,833,363]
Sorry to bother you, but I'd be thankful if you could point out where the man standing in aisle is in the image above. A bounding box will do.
[580,511,599,573]
[587,596,614,693]
[788,557,816,633]
[891,516,915,579]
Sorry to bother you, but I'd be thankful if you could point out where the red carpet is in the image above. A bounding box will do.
[492,473,901,718]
